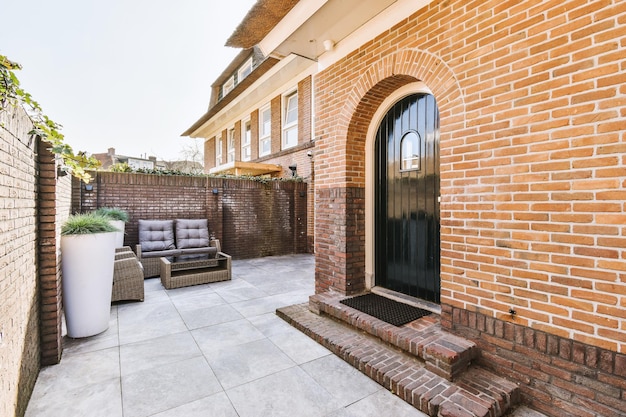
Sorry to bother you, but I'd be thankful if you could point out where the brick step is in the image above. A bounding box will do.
[277,302,520,417]
[309,292,479,381]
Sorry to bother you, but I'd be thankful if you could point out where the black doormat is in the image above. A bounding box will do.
[340,293,432,326]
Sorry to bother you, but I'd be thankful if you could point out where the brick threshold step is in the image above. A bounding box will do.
[277,302,520,417]
[310,292,478,381]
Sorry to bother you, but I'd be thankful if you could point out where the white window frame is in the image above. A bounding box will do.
[238,58,253,82]
[222,76,235,97]
[215,136,223,166]
[227,127,235,163]
[259,104,271,157]
[241,118,252,162]
[282,89,298,150]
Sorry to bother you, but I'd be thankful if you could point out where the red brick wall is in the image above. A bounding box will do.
[204,135,216,170]
[298,76,312,145]
[0,105,40,417]
[315,187,365,295]
[234,120,242,161]
[250,110,259,160]
[315,0,626,352]
[72,172,308,259]
[313,1,626,414]
[38,144,72,368]
[451,306,626,416]
[271,95,281,154]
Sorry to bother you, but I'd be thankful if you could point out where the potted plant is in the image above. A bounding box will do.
[61,213,118,338]
[95,207,129,248]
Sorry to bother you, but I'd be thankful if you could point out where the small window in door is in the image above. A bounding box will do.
[400,131,421,171]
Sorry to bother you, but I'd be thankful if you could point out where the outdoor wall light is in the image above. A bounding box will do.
[288,164,297,177]
[323,39,335,51]
[84,184,94,192]
[212,188,219,195]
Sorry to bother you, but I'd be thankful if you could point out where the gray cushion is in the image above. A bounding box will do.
[175,219,210,249]
[141,249,181,258]
[180,247,217,256]
[138,220,175,252]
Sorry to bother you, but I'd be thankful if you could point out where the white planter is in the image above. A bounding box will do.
[110,220,125,248]
[61,232,116,338]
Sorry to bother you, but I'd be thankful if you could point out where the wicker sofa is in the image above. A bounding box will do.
[136,219,219,278]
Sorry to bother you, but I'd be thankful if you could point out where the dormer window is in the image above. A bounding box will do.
[222,76,235,97]
[238,58,253,82]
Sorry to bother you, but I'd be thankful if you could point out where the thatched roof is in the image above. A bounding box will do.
[226,0,300,48]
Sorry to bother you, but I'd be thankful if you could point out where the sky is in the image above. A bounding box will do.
[0,0,257,161]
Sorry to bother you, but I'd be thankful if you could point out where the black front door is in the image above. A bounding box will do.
[375,93,440,303]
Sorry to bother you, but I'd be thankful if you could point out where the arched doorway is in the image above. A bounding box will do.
[373,92,440,303]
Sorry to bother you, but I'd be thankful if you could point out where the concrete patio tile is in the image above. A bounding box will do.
[206,276,253,290]
[178,303,244,330]
[120,331,202,376]
[226,366,343,417]
[254,277,314,296]
[26,255,436,417]
[300,355,382,406]
[277,288,313,305]
[125,283,170,304]
[62,309,119,355]
[247,312,296,338]
[28,347,120,397]
[117,298,187,345]
[151,392,239,417]
[163,282,218,299]
[326,389,428,417]
[191,319,265,355]
[214,282,269,303]
[143,277,165,293]
[121,356,221,417]
[230,293,296,317]
[268,327,331,365]
[25,377,122,417]
[168,290,226,312]
[208,338,296,389]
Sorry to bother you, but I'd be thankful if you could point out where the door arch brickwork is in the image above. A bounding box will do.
[314,48,464,297]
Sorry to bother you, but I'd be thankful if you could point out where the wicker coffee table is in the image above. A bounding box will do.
[160,252,231,289]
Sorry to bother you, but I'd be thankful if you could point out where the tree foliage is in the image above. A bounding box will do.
[0,55,101,182]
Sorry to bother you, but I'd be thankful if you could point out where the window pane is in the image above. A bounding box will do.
[243,121,251,145]
[223,77,234,96]
[401,131,420,171]
[216,139,222,165]
[285,93,298,125]
[261,108,271,137]
[239,59,253,80]
[284,126,297,148]
[242,146,251,161]
[261,138,271,155]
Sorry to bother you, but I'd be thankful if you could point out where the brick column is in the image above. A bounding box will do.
[37,143,66,365]
[271,95,281,154]
[315,187,365,295]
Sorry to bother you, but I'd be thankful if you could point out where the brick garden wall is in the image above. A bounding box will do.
[72,172,308,259]
[37,143,72,367]
[312,0,626,415]
[0,106,38,417]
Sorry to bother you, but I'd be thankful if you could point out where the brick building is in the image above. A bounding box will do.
[186,0,626,415]
[184,41,316,249]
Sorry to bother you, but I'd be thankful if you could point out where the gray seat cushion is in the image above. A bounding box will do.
[138,220,175,252]
[141,249,181,258]
[180,246,218,256]
[176,219,210,249]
